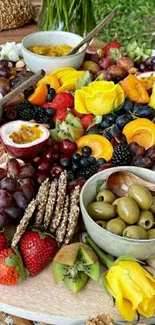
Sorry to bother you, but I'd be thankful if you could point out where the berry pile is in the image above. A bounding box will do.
[34,140,107,184]
[0,158,36,228]
[14,100,55,128]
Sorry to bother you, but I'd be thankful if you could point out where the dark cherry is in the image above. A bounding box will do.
[43,148,59,162]
[37,159,51,172]
[49,165,63,178]
[129,142,145,157]
[59,139,78,155]
[111,133,127,148]
[145,144,155,162]
[67,178,86,195]
[97,163,116,172]
[132,156,152,169]
[35,171,49,184]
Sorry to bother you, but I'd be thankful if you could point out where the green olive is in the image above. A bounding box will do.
[128,184,153,210]
[117,197,139,224]
[106,218,126,236]
[137,211,154,230]
[147,229,155,239]
[87,202,116,220]
[150,197,155,214]
[96,190,116,204]
[96,220,106,228]
[123,225,148,239]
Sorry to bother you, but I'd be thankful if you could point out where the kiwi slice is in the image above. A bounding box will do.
[52,243,100,294]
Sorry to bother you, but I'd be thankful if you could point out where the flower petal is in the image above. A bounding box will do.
[75,89,90,114]
[116,294,135,322]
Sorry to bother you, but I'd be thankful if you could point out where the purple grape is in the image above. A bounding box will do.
[0,177,18,193]
[5,206,23,225]
[7,158,20,176]
[0,190,12,208]
[0,168,7,180]
[18,165,35,179]
[0,210,8,228]
[19,183,36,201]
[13,191,29,209]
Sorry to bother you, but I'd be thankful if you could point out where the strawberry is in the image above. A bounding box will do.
[103,41,121,57]
[52,108,67,123]
[0,234,7,252]
[19,231,57,276]
[0,248,28,285]
[43,102,53,108]
[50,92,74,110]
[81,114,93,130]
[71,108,83,119]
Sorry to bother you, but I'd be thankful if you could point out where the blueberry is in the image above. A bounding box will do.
[80,158,90,169]
[49,88,56,96]
[72,163,80,172]
[106,113,117,124]
[96,158,107,166]
[72,153,81,163]
[82,146,92,156]
[116,114,132,130]
[123,99,133,112]
[88,156,96,165]
[133,104,155,119]
[67,170,75,181]
[46,84,51,91]
[108,125,120,137]
[45,108,55,117]
[99,119,111,130]
[114,76,123,84]
[60,158,70,168]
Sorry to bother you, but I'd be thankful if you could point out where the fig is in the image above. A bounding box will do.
[117,56,134,71]
[82,61,100,74]
[0,67,10,79]
[98,57,115,70]
[95,70,112,81]
[107,65,127,79]
[52,243,99,294]
[0,77,10,96]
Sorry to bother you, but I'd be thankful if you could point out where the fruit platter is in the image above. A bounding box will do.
[1,34,155,325]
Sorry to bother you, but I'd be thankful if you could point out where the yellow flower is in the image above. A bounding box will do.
[105,260,155,322]
[75,80,124,115]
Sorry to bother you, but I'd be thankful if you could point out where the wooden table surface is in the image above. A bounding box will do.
[0,23,37,44]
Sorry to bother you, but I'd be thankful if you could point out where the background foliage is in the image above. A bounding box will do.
[92,0,155,46]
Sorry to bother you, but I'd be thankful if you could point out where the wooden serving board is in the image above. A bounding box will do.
[0,264,121,325]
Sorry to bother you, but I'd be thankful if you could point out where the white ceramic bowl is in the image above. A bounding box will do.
[22,31,87,74]
[80,166,155,260]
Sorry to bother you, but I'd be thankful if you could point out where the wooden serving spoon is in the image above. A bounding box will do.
[106,171,155,197]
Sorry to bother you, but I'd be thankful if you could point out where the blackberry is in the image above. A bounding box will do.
[16,101,54,128]
[76,165,97,179]
[111,143,132,166]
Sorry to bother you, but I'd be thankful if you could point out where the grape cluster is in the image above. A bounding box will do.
[0,159,36,229]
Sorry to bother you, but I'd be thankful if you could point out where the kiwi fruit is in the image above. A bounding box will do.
[52,243,100,294]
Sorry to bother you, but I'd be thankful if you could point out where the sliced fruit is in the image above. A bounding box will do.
[76,135,113,161]
[123,118,155,149]
[28,83,48,106]
[52,67,76,77]
[0,120,50,158]
[37,74,60,91]
[51,112,84,142]
[52,243,99,294]
[121,74,149,104]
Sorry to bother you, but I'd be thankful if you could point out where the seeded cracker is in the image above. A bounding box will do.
[11,199,38,248]
[35,178,50,226]
[44,179,58,229]
[56,195,69,245]
[63,185,80,245]
[50,170,67,232]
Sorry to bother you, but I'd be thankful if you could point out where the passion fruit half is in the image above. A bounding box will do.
[0,120,50,158]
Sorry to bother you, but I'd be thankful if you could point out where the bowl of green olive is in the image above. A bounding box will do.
[80,166,155,260]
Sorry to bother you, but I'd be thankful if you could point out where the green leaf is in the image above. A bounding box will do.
[114,254,145,265]
[96,179,106,194]
[76,71,92,89]
[102,272,111,296]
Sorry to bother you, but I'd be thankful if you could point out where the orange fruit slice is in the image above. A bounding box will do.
[76,134,113,161]
[28,83,48,106]
[37,75,60,91]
